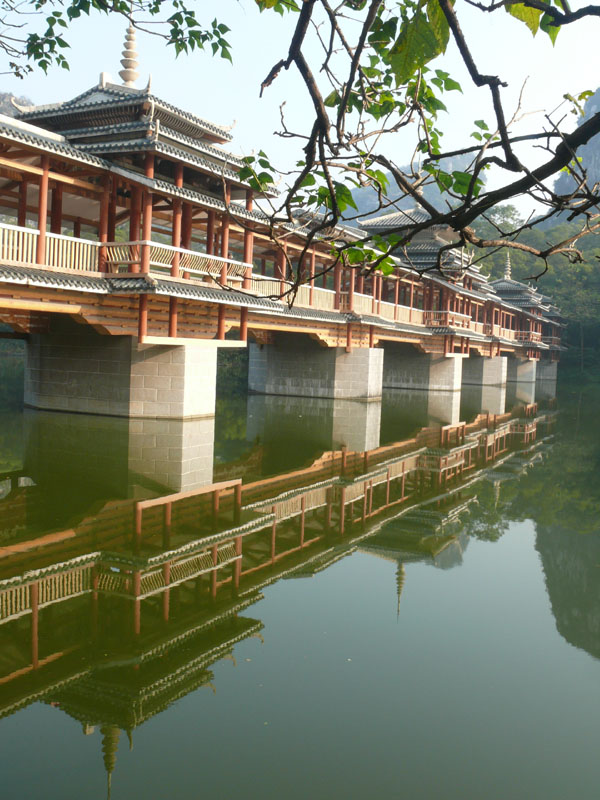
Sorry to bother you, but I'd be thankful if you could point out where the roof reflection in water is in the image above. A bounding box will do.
[0,379,558,791]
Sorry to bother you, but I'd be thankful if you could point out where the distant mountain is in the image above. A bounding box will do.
[0,91,33,118]
[349,153,478,222]
[554,87,600,196]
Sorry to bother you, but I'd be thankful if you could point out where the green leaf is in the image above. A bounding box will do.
[426,0,450,51]
[324,89,340,108]
[333,182,358,212]
[505,2,542,36]
[390,9,442,87]
[540,12,560,44]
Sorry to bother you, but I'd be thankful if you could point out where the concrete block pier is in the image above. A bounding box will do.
[24,318,219,419]
[507,356,537,383]
[382,344,465,392]
[462,355,507,386]
[248,333,383,400]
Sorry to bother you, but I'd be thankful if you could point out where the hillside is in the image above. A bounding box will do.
[349,154,477,221]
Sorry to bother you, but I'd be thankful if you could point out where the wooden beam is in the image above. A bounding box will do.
[0,297,82,314]
[0,156,101,193]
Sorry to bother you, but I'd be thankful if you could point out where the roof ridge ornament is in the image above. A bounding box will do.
[504,250,512,280]
[119,22,140,87]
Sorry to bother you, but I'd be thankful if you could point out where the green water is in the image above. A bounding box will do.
[0,376,599,799]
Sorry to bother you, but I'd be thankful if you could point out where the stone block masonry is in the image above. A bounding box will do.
[462,355,507,386]
[248,333,383,400]
[25,317,218,419]
[506,356,537,383]
[383,344,464,392]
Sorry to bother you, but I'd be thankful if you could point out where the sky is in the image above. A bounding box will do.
[2,0,600,216]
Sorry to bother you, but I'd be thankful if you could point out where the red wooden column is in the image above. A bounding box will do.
[393,278,400,320]
[36,155,50,265]
[348,266,355,312]
[243,189,254,265]
[129,184,142,273]
[408,279,414,322]
[240,189,254,341]
[220,181,231,286]
[206,210,215,255]
[50,184,62,234]
[169,164,184,339]
[17,180,28,227]
[371,273,377,314]
[309,248,316,306]
[74,218,81,238]
[98,176,110,272]
[276,248,286,297]
[139,155,154,340]
[333,262,342,309]
[140,153,155,274]
[107,177,117,242]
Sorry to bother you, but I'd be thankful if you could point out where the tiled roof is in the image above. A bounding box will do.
[359,208,431,228]
[0,120,108,169]
[76,139,243,185]
[18,85,232,142]
[0,265,110,293]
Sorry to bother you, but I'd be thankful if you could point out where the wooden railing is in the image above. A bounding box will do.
[104,241,250,283]
[514,330,542,343]
[424,310,471,329]
[0,220,549,342]
[45,233,99,272]
[0,222,38,265]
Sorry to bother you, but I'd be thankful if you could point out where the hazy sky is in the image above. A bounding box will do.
[3,0,599,212]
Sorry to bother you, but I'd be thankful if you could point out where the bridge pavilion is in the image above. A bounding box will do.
[0,29,563,418]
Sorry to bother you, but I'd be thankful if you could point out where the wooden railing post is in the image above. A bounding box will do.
[309,248,315,306]
[36,155,49,265]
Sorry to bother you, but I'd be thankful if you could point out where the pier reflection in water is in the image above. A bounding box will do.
[2,374,600,799]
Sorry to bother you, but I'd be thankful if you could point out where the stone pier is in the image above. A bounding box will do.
[24,317,221,419]
[506,356,537,383]
[383,344,464,392]
[536,361,558,382]
[462,355,507,386]
[248,333,383,399]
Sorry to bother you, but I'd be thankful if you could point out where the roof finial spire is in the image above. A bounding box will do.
[504,250,512,280]
[119,22,140,87]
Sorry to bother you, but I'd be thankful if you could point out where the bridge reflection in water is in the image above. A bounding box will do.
[0,379,558,792]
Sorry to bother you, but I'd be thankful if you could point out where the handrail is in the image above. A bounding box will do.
[0,221,39,236]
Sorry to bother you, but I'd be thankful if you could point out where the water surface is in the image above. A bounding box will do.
[0,375,598,799]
